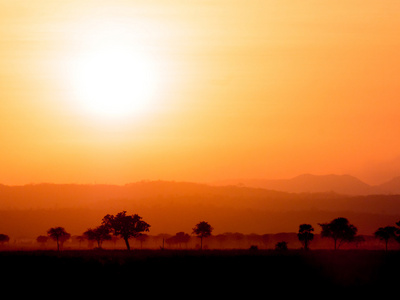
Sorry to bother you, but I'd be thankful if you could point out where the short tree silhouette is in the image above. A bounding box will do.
[395,221,400,243]
[375,226,398,252]
[47,227,71,251]
[136,234,149,249]
[84,225,112,249]
[318,217,357,250]
[166,232,191,248]
[0,234,10,245]
[102,211,150,251]
[297,224,314,250]
[275,241,288,251]
[36,235,48,247]
[192,221,213,250]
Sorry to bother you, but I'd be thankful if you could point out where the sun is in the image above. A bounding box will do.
[74,47,157,120]
[69,30,159,121]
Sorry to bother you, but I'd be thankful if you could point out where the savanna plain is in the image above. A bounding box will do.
[1,248,400,295]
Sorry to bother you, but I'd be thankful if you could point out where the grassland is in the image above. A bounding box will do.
[1,249,399,296]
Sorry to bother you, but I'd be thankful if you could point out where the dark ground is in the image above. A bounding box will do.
[1,249,399,297]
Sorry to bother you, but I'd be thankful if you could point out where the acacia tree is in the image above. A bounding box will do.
[84,225,112,249]
[192,221,213,250]
[375,226,398,252]
[318,217,357,250]
[297,224,314,250]
[47,227,71,251]
[102,211,150,251]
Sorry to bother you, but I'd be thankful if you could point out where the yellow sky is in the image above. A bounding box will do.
[1,0,400,185]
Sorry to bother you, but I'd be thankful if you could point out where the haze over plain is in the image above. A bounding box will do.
[1,1,399,186]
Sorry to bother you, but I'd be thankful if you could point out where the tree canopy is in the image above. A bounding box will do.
[84,225,112,248]
[192,221,213,250]
[47,227,71,251]
[0,234,10,245]
[297,224,314,250]
[318,217,357,250]
[102,211,150,250]
[374,226,398,252]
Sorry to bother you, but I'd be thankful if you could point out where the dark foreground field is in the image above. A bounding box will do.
[1,249,399,296]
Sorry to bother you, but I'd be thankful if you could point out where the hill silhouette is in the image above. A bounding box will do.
[377,176,400,194]
[212,174,400,195]
[1,180,400,240]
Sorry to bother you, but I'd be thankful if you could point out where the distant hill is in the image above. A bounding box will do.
[212,174,399,195]
[377,176,400,194]
[1,180,400,239]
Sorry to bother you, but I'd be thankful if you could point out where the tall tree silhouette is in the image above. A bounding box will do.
[297,224,314,250]
[318,217,357,250]
[102,211,150,251]
[374,226,398,252]
[47,227,70,251]
[192,221,213,250]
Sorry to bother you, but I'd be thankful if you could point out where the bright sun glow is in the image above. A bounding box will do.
[74,47,157,119]
[69,24,160,121]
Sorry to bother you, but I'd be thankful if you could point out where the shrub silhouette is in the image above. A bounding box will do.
[102,211,150,251]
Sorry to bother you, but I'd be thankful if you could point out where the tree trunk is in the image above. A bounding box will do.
[200,237,203,250]
[56,237,60,252]
[124,238,131,251]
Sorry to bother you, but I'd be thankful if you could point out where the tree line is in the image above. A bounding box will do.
[1,211,400,251]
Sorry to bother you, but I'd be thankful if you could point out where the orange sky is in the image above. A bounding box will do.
[1,0,400,186]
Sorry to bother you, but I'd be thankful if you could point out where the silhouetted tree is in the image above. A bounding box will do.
[102,211,150,251]
[0,234,10,245]
[136,234,149,249]
[74,235,86,248]
[395,221,400,243]
[84,225,112,249]
[192,221,213,250]
[157,234,171,250]
[353,235,365,248]
[166,232,190,248]
[47,227,71,251]
[297,224,314,250]
[36,235,48,247]
[318,217,357,250]
[275,241,288,251]
[375,226,398,252]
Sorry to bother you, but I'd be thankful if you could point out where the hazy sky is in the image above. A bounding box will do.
[1,0,400,185]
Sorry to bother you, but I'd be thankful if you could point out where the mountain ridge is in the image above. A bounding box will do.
[1,177,400,237]
[210,173,400,195]
[1,173,399,195]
